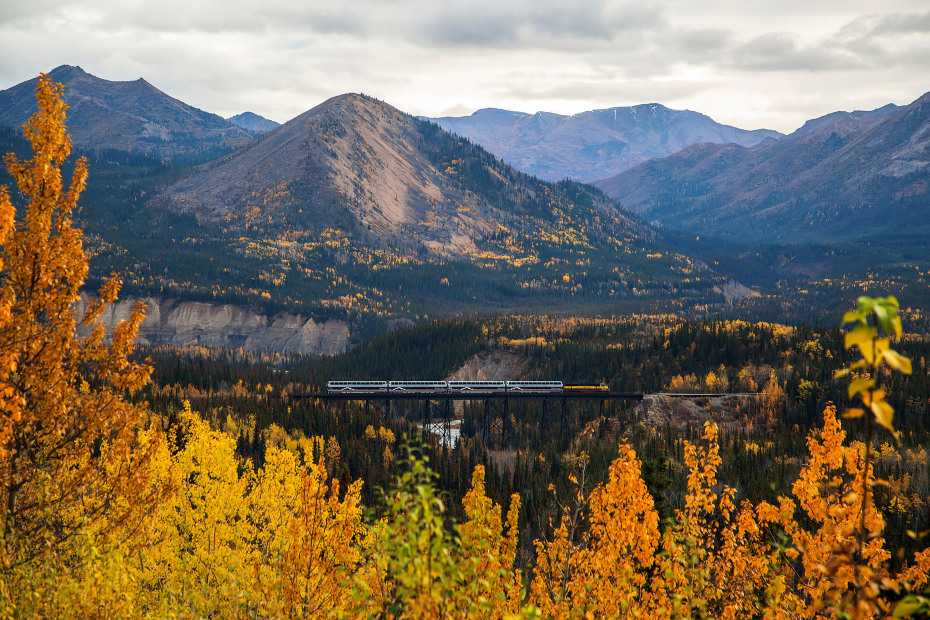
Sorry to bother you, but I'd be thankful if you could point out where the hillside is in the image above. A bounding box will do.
[0,65,253,157]
[160,93,655,257]
[4,67,929,337]
[43,89,726,336]
[595,95,930,245]
[430,104,781,183]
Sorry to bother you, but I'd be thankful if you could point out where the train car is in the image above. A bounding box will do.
[505,381,563,392]
[563,383,609,391]
[327,381,389,393]
[448,380,507,392]
[388,381,449,392]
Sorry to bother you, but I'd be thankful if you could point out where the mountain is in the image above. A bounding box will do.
[594,95,930,245]
[0,69,728,334]
[160,93,649,256]
[430,104,781,183]
[227,111,280,133]
[99,92,727,331]
[0,65,253,157]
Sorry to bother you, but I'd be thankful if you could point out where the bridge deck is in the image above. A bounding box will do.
[293,391,644,401]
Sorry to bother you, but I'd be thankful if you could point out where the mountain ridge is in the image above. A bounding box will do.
[227,111,280,133]
[594,93,929,244]
[430,103,782,183]
[0,65,253,157]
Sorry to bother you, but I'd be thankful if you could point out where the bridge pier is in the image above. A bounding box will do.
[303,391,648,450]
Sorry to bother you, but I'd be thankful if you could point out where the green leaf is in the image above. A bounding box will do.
[891,315,903,338]
[847,377,875,400]
[874,303,895,337]
[857,296,877,314]
[868,296,904,336]
[893,596,930,618]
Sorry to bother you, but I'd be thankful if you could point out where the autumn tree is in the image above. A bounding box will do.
[0,75,158,574]
[456,465,524,617]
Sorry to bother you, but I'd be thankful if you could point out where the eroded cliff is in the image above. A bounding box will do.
[74,294,349,355]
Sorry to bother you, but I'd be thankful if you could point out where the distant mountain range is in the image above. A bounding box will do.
[1,66,725,333]
[227,111,279,133]
[594,94,930,244]
[0,65,252,157]
[430,105,781,183]
[2,65,928,335]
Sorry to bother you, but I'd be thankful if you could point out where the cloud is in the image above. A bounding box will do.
[729,33,867,72]
[1,0,928,134]
[489,77,718,111]
[868,10,930,36]
[405,0,667,49]
[829,10,930,68]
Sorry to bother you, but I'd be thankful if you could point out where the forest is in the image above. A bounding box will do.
[1,76,929,618]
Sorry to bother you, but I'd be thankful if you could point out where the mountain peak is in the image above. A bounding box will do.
[160,92,647,263]
[227,111,279,133]
[0,66,253,156]
[46,64,88,79]
[595,90,930,245]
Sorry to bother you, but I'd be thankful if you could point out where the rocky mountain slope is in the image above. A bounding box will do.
[430,104,781,183]
[159,93,650,258]
[595,94,930,244]
[0,65,253,157]
[122,91,725,332]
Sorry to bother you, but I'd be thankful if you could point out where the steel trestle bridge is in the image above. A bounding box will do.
[269,388,757,447]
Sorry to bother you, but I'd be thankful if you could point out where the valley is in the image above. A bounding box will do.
[5,67,927,342]
[1,66,929,618]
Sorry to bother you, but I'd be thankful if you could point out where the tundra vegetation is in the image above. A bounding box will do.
[1,75,929,619]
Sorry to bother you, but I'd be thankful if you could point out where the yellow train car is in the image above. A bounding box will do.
[563,383,608,392]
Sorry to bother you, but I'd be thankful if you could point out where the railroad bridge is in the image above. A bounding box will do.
[289,387,758,447]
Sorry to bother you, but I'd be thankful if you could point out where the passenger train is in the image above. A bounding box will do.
[326,380,607,394]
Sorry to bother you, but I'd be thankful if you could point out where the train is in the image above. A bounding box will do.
[325,380,607,394]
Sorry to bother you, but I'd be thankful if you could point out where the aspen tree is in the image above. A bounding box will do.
[0,74,157,569]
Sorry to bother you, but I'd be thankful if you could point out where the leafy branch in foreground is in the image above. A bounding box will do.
[835,295,919,618]
[836,295,912,434]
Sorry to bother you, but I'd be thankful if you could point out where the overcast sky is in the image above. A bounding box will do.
[1,0,928,134]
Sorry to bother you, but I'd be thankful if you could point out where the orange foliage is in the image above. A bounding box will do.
[529,408,928,619]
[0,74,159,568]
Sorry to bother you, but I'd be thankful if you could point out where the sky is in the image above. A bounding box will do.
[1,0,928,134]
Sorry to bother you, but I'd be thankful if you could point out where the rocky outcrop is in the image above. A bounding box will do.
[444,350,529,415]
[445,350,529,381]
[74,294,349,355]
[713,279,760,304]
